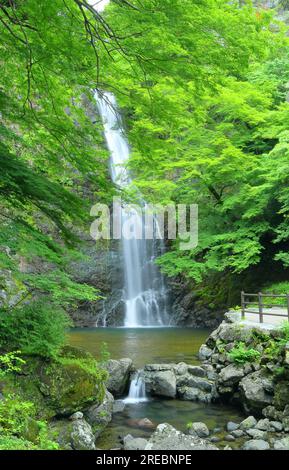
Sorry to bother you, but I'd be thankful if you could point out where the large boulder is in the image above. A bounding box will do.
[144,424,218,451]
[123,435,148,451]
[70,419,96,450]
[104,359,133,397]
[239,371,274,415]
[84,390,114,438]
[218,365,245,387]
[242,439,270,451]
[273,381,289,411]
[3,349,107,418]
[144,366,177,398]
[50,416,96,450]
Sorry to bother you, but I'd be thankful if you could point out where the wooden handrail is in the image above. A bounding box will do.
[241,291,289,323]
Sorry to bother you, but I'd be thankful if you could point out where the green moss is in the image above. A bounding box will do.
[274,381,289,410]
[1,347,107,419]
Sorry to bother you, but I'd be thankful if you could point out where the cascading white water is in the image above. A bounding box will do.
[123,371,148,404]
[93,1,169,328]
[95,92,169,327]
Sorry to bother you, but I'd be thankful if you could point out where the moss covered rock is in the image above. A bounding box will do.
[1,347,107,419]
[274,381,289,411]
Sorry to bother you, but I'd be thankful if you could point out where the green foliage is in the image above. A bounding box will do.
[0,395,34,435]
[101,1,289,302]
[229,342,261,364]
[263,282,289,306]
[0,301,71,358]
[0,351,25,378]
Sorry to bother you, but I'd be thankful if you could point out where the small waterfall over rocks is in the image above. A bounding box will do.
[123,371,148,404]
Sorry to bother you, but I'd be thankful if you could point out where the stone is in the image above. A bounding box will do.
[239,416,257,431]
[218,364,245,386]
[199,344,213,361]
[270,421,283,432]
[104,359,133,397]
[225,435,235,442]
[256,419,271,431]
[242,439,270,451]
[210,437,221,443]
[174,363,188,376]
[273,381,289,411]
[137,418,155,429]
[69,412,83,421]
[232,430,245,438]
[85,390,114,438]
[177,375,212,392]
[144,423,218,451]
[246,429,267,440]
[70,419,96,450]
[188,422,210,438]
[239,371,274,415]
[282,416,289,432]
[123,435,148,451]
[187,366,207,378]
[227,421,239,433]
[145,369,177,398]
[178,386,212,403]
[273,437,289,450]
[262,406,283,422]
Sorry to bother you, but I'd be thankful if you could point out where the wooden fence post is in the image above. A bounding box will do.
[259,292,264,324]
[241,291,245,319]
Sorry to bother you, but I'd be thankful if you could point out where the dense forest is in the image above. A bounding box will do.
[1,0,289,453]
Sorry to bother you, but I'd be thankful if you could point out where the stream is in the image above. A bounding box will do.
[69,327,245,449]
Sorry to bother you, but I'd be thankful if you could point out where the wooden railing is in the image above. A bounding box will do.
[241,291,289,323]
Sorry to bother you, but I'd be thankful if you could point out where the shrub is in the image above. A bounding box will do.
[0,301,71,358]
[0,351,25,377]
[0,395,34,435]
[229,342,261,365]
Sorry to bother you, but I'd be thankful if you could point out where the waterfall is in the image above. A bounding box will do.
[93,1,170,328]
[123,371,148,404]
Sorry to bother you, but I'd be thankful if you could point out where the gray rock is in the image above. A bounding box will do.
[188,422,210,438]
[243,439,270,451]
[239,371,274,415]
[273,437,289,450]
[123,435,148,451]
[262,406,283,422]
[144,423,218,451]
[174,363,188,376]
[246,429,267,440]
[145,369,177,398]
[270,421,283,432]
[239,416,257,431]
[199,344,213,361]
[227,421,239,433]
[232,430,245,438]
[177,375,212,392]
[104,359,133,397]
[178,386,212,403]
[210,437,221,443]
[70,419,96,450]
[225,435,235,442]
[218,364,245,386]
[144,364,172,372]
[85,390,114,438]
[69,412,84,421]
[256,419,271,431]
[187,366,207,378]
